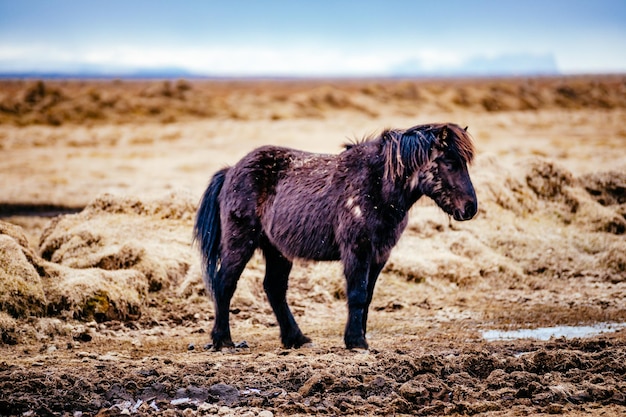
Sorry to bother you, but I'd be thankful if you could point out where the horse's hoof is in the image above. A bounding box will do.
[211,339,235,351]
[283,334,312,349]
[345,337,368,350]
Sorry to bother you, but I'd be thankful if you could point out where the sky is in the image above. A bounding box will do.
[0,0,625,77]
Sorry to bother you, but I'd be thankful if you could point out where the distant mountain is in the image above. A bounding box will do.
[0,65,200,79]
[391,53,560,77]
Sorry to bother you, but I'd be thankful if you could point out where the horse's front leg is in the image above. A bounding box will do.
[343,252,371,349]
[362,259,387,337]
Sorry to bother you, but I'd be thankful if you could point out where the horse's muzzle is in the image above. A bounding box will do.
[453,200,477,221]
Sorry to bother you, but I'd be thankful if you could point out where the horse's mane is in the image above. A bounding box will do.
[350,123,474,180]
[343,123,474,179]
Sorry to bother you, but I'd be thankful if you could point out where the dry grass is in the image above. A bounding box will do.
[1,76,625,127]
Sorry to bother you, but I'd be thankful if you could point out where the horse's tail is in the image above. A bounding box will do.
[193,168,228,298]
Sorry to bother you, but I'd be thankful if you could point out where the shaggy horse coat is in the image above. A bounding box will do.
[195,123,477,349]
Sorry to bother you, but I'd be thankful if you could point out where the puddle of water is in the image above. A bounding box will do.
[482,322,626,342]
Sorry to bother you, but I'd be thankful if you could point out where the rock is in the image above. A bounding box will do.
[235,340,249,349]
[209,383,240,406]
[399,380,430,404]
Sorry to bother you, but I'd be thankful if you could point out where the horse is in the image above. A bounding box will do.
[194,123,477,350]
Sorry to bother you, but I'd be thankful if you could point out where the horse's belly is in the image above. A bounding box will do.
[263,202,340,261]
[274,234,341,261]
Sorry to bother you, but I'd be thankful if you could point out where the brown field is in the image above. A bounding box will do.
[1,76,625,416]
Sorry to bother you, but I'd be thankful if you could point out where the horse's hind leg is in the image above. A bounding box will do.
[261,239,311,348]
[211,233,257,350]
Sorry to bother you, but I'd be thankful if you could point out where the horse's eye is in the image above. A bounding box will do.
[446,159,462,171]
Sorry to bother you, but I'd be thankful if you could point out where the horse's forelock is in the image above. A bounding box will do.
[438,124,475,164]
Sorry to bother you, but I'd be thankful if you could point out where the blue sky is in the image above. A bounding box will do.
[1,0,625,76]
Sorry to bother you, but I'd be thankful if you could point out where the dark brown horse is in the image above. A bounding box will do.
[194,123,477,350]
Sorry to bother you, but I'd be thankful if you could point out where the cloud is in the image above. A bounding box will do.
[0,43,400,76]
[0,41,619,77]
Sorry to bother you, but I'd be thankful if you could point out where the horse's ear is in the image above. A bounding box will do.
[464,126,469,132]
[436,125,449,149]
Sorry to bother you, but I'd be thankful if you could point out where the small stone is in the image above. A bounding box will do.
[198,403,218,414]
[546,403,564,414]
[258,411,274,417]
[298,373,334,397]
[72,325,93,342]
[171,397,190,406]
[217,406,231,415]
[188,343,195,351]
[182,408,196,417]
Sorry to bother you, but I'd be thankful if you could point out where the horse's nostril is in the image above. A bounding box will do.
[464,201,477,218]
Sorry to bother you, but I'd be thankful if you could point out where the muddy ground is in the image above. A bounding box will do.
[1,76,625,416]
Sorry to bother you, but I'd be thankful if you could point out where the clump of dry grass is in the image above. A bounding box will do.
[521,158,626,235]
[475,157,625,282]
[0,222,47,318]
[0,218,148,325]
[39,191,195,292]
[0,191,197,334]
[0,311,18,344]
[42,264,147,321]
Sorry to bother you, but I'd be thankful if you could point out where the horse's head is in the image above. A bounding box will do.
[416,124,477,221]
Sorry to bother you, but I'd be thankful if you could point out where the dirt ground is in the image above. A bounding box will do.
[1,76,625,416]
